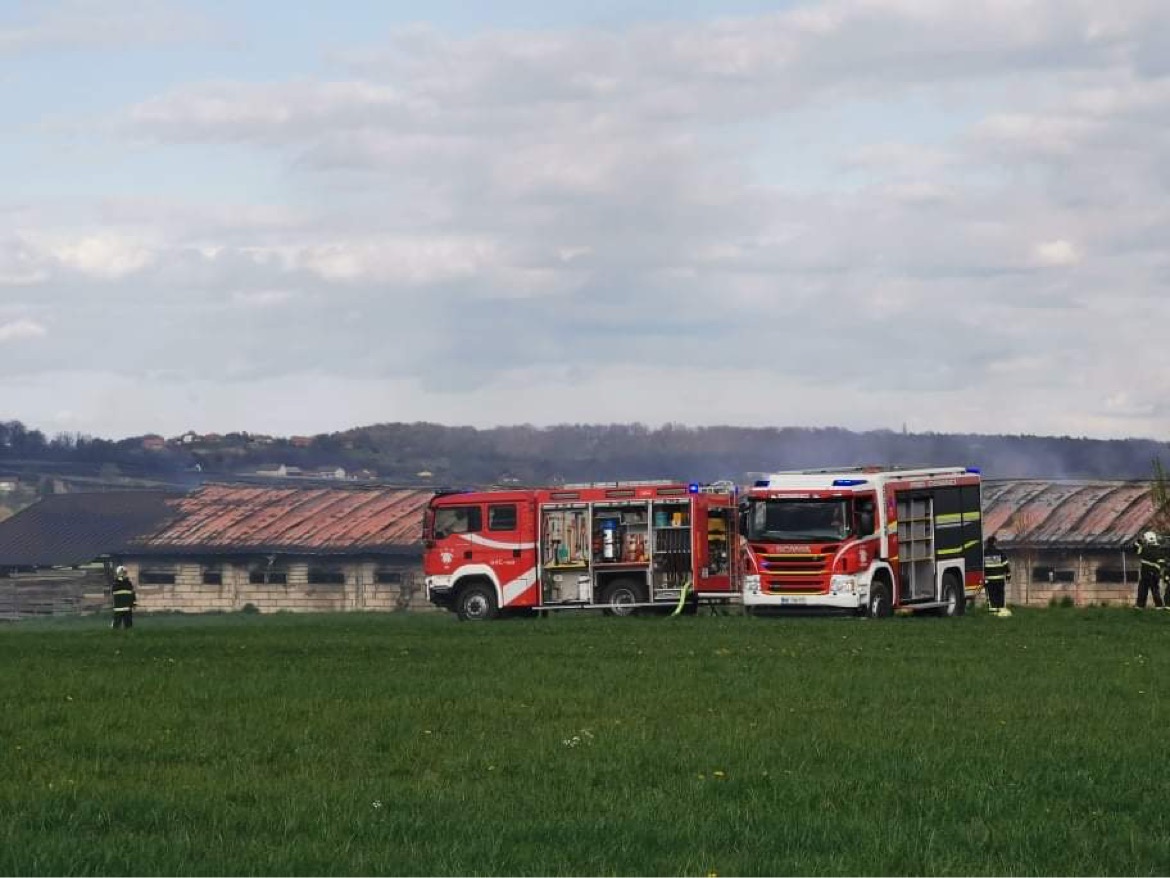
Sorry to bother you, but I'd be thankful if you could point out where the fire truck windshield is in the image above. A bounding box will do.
[745,498,850,542]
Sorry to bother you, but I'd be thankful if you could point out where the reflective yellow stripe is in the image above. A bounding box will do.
[937,547,962,556]
[113,607,133,612]
[112,589,134,596]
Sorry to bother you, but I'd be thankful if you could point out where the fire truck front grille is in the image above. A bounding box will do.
[759,550,831,593]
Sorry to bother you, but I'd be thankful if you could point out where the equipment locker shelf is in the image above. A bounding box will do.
[897,495,935,600]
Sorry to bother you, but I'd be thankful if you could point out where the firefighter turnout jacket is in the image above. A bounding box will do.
[1134,538,1165,580]
[112,575,137,614]
[984,545,1011,588]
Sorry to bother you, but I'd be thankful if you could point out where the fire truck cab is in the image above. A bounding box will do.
[740,466,983,617]
[423,481,737,620]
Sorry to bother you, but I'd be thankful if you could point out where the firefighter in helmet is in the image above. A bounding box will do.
[111,565,137,629]
[1132,531,1166,610]
[983,535,1011,616]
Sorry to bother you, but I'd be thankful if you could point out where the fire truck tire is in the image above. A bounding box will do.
[939,573,966,617]
[866,580,893,618]
[455,582,499,622]
[602,580,645,617]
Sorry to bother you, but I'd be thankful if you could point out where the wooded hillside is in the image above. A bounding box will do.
[2,420,1168,498]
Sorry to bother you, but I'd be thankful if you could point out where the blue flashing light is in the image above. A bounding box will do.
[754,479,769,487]
[688,482,700,494]
[966,467,982,474]
[832,478,868,487]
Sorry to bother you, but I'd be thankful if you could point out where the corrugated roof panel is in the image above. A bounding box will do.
[0,491,183,567]
[982,479,1156,549]
[130,484,433,553]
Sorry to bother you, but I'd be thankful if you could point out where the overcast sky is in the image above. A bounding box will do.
[3,0,1169,442]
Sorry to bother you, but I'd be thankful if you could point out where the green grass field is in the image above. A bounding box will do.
[2,607,1169,876]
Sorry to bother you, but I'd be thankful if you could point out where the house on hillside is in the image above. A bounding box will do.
[115,483,434,614]
[255,463,303,478]
[983,479,1158,606]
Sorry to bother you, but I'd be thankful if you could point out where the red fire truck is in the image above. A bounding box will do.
[423,481,737,620]
[739,466,984,617]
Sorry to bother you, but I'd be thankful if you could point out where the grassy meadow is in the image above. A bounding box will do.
[2,607,1169,876]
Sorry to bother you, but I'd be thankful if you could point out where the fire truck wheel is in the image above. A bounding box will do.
[455,582,499,622]
[602,580,645,617]
[939,573,966,617]
[866,581,893,618]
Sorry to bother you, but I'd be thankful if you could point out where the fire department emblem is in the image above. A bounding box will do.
[441,550,454,565]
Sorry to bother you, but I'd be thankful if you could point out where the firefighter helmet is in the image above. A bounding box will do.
[115,565,127,576]
[1143,531,1159,546]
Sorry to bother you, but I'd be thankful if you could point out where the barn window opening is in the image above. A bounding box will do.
[375,569,403,585]
[1032,566,1075,583]
[1095,568,1139,583]
[202,567,223,585]
[249,569,287,585]
[308,567,346,585]
[141,568,176,585]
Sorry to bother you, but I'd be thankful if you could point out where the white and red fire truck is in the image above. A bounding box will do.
[739,466,984,617]
[423,481,737,620]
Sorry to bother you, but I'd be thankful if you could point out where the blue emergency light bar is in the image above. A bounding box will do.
[966,467,981,474]
[688,482,699,493]
[832,478,868,487]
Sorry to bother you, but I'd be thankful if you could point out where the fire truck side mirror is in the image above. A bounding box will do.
[424,539,435,549]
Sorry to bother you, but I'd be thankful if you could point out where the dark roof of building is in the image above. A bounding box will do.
[0,490,184,568]
[127,483,433,556]
[983,479,1155,550]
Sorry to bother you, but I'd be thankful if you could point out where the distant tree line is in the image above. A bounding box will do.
[2,419,1168,489]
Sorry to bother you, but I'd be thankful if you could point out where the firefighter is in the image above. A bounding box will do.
[111,565,137,629]
[1132,531,1165,610]
[983,535,1011,616]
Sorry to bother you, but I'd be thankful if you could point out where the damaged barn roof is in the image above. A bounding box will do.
[128,483,434,557]
[0,490,184,568]
[982,479,1156,550]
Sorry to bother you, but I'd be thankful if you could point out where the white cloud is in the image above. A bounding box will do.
[49,234,155,279]
[0,319,47,342]
[297,237,503,285]
[1032,239,1082,267]
[230,289,296,308]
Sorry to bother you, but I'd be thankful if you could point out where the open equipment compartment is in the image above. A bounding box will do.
[650,499,692,599]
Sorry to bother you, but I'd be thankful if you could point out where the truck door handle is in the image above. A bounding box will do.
[513,549,521,558]
[464,550,472,559]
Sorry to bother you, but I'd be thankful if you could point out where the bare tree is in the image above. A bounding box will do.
[1150,458,1170,533]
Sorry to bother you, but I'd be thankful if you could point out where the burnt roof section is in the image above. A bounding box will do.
[982,479,1155,550]
[127,483,433,556]
[0,490,184,568]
